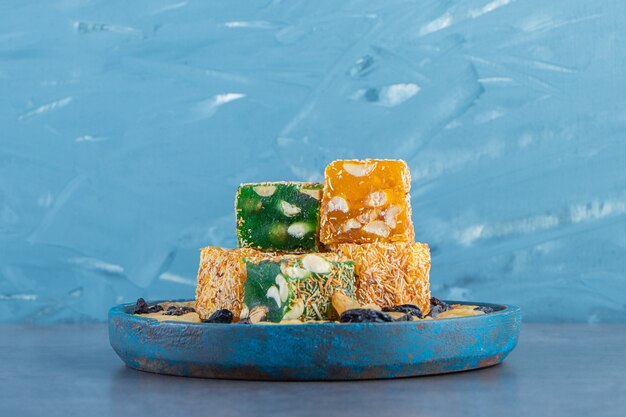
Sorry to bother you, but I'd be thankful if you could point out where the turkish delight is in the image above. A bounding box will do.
[330,241,431,315]
[320,159,414,245]
[195,246,271,320]
[236,182,322,252]
[242,253,355,322]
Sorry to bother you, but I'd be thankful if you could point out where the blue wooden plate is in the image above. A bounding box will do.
[109,300,521,380]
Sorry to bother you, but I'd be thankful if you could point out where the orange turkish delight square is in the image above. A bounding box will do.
[320,159,414,245]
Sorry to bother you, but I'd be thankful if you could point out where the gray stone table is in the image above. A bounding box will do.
[1,323,624,417]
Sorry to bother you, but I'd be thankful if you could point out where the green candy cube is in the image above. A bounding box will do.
[242,253,355,322]
[235,182,322,252]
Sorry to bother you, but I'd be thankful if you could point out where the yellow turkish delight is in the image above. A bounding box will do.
[320,159,414,245]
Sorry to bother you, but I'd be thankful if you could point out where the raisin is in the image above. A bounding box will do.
[428,297,451,318]
[339,308,394,323]
[134,298,164,314]
[394,314,414,322]
[134,298,149,314]
[475,305,494,314]
[162,305,196,316]
[382,304,422,319]
[203,309,234,324]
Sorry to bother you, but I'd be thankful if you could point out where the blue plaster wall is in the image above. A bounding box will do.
[1,0,625,322]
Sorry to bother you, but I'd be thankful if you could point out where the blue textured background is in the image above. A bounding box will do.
[1,0,625,322]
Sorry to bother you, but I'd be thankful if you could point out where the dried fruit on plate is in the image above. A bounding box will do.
[134,301,201,323]
[434,305,485,319]
[331,241,431,315]
[133,298,164,314]
[242,253,355,322]
[382,304,422,319]
[163,305,196,316]
[428,297,451,317]
[339,308,394,323]
[202,309,234,324]
[320,159,414,245]
[236,182,323,252]
[195,246,273,321]
[331,291,362,316]
[474,305,495,314]
[331,290,381,316]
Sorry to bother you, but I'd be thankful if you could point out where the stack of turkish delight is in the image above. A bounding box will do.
[195,159,431,323]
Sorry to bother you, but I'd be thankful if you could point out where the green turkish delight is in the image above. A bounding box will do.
[241,253,355,322]
[236,182,322,252]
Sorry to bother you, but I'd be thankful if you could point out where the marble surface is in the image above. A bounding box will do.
[1,323,625,416]
[1,1,626,322]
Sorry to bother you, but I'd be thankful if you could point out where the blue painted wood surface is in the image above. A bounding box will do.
[108,300,521,380]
